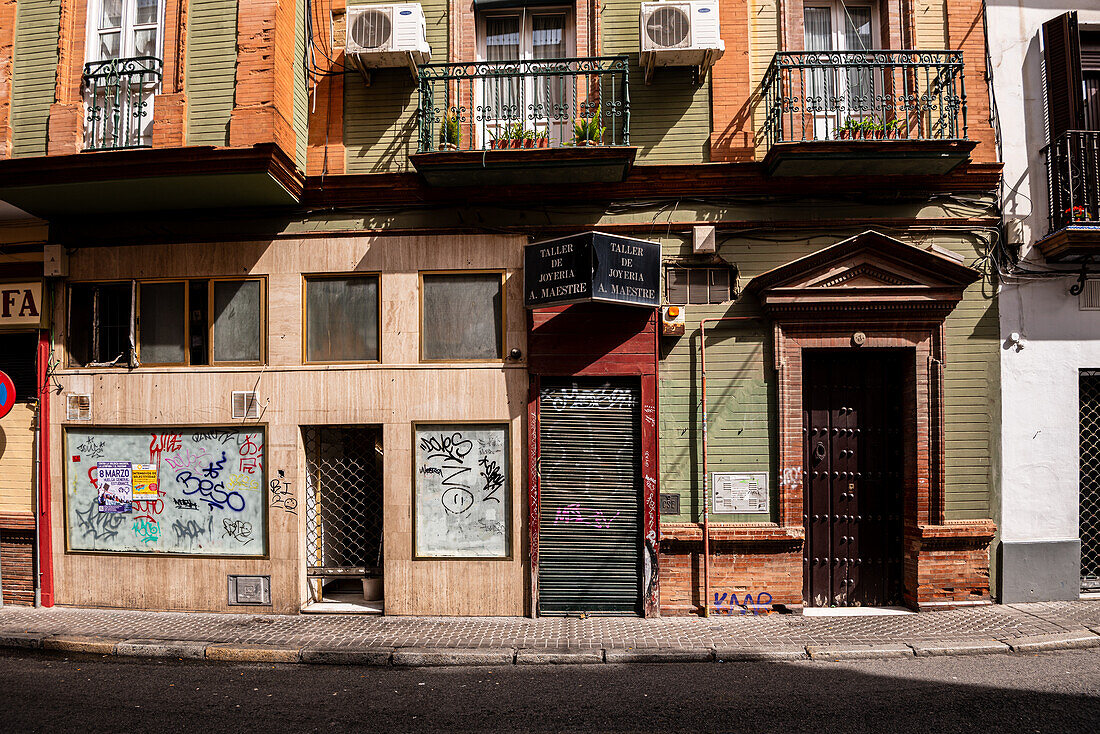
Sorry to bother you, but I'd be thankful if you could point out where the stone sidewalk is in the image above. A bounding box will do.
[2,600,1100,666]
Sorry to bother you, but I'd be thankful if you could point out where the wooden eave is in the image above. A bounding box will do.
[0,144,303,217]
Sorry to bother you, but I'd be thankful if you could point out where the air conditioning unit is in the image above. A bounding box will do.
[345,3,431,79]
[639,0,724,80]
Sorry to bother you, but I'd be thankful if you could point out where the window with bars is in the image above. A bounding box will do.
[1080,371,1100,591]
[665,266,732,305]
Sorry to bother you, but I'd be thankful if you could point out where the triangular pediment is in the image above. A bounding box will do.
[742,231,982,316]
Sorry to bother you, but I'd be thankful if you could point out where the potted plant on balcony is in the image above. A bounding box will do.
[572,106,605,146]
[882,118,902,139]
[534,128,550,149]
[837,117,863,140]
[1067,205,1088,223]
[522,127,537,148]
[439,111,460,151]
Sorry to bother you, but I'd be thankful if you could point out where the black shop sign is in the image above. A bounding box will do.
[524,232,661,309]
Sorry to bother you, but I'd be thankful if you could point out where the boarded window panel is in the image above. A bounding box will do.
[212,280,262,363]
[305,276,380,362]
[687,268,708,304]
[667,268,688,304]
[422,273,503,360]
[139,282,186,364]
[709,268,730,303]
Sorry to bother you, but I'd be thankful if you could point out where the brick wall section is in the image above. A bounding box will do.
[229,0,297,156]
[0,0,15,158]
[306,0,345,175]
[154,0,189,147]
[660,534,803,615]
[946,0,995,162]
[709,0,753,161]
[46,0,88,155]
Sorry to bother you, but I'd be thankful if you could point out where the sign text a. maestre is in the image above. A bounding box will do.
[524,232,661,309]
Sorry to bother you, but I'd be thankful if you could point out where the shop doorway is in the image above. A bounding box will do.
[302,425,384,612]
[1080,371,1100,592]
[537,378,643,615]
[803,351,905,607]
[0,332,39,606]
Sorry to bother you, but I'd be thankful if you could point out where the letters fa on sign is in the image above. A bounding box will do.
[0,282,43,328]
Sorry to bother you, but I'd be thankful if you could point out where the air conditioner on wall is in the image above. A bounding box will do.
[345,3,431,81]
[638,0,724,82]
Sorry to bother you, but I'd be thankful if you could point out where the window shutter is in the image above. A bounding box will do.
[666,268,688,304]
[1043,11,1085,141]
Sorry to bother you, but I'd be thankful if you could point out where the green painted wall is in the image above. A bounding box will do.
[186,0,238,146]
[10,0,61,158]
[658,229,999,525]
[344,0,447,173]
[602,0,711,164]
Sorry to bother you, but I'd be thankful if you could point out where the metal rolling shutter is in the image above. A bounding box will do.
[537,379,642,615]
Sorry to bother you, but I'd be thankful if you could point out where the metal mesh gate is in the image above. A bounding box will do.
[303,426,384,577]
[1081,373,1100,591]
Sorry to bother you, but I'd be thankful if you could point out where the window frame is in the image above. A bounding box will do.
[67,276,267,369]
[418,270,508,364]
[135,278,189,367]
[208,277,267,367]
[301,272,383,365]
[85,0,167,62]
[664,265,734,306]
[801,0,880,52]
[475,7,576,62]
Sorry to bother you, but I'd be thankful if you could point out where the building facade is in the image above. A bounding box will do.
[0,0,999,615]
[987,5,1100,602]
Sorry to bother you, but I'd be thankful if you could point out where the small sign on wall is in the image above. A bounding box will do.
[0,282,43,329]
[712,472,769,514]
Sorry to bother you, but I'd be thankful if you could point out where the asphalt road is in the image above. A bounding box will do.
[1,648,1098,733]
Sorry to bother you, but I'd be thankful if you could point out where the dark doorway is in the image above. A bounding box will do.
[803,351,905,607]
[537,378,643,616]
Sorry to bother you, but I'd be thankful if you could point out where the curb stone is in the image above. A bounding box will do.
[205,643,301,663]
[1006,631,1100,653]
[115,639,208,659]
[515,648,604,665]
[300,647,394,666]
[806,644,913,661]
[0,632,45,649]
[715,645,808,662]
[604,648,714,664]
[909,639,1010,657]
[43,635,120,655]
[392,647,515,667]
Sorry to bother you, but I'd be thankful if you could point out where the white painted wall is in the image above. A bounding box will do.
[988,2,1100,547]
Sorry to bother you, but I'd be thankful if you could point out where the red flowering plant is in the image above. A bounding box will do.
[1066,205,1087,222]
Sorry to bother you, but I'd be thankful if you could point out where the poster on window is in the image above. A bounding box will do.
[413,423,510,559]
[97,461,133,513]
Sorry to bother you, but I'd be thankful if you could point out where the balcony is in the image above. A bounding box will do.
[410,56,637,186]
[1038,130,1100,262]
[759,51,975,177]
[83,56,162,151]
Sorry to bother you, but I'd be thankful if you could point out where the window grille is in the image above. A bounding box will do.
[303,426,384,577]
[1080,371,1100,591]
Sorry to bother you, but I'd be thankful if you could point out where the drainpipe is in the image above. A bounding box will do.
[699,317,758,617]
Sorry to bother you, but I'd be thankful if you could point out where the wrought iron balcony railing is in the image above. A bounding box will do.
[416,56,629,153]
[83,56,162,151]
[1044,130,1100,233]
[760,51,967,148]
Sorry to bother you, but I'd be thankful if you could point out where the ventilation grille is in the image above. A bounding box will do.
[227,575,271,605]
[66,394,91,421]
[350,7,393,50]
[645,5,691,48]
[1080,279,1100,310]
[232,391,260,420]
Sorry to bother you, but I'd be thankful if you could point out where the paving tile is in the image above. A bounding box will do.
[1005,631,1100,653]
[806,644,913,661]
